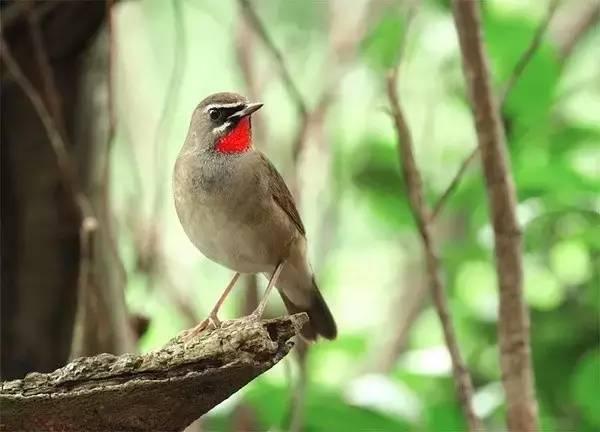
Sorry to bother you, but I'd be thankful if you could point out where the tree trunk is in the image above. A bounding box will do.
[0,0,117,380]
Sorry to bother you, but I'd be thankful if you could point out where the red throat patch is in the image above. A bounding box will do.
[215,117,252,154]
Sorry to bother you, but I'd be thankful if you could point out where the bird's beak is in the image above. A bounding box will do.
[229,102,263,120]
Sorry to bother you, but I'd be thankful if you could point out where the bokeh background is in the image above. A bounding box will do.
[1,0,599,431]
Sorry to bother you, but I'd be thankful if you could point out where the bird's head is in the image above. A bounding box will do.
[188,92,263,154]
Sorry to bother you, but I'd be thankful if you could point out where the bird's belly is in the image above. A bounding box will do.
[176,198,285,274]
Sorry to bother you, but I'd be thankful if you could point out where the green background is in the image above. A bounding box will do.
[108,0,599,430]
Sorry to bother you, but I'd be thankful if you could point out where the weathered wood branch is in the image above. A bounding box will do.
[1,314,307,432]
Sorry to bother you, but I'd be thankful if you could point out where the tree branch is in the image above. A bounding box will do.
[1,0,59,29]
[386,67,484,431]
[26,1,68,140]
[1,314,307,432]
[451,1,538,431]
[0,36,84,215]
[431,147,479,220]
[499,0,561,103]
[431,0,560,221]
[553,0,600,63]
[237,0,308,119]
[69,217,100,358]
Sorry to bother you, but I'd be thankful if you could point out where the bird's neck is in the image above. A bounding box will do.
[215,117,252,154]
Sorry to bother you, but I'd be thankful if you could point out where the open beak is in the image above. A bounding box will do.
[229,102,263,120]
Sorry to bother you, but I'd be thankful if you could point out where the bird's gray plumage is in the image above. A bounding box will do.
[173,92,336,340]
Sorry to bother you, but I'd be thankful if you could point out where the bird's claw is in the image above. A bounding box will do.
[247,309,264,323]
[180,314,222,344]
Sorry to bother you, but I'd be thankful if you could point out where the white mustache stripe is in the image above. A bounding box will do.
[203,102,245,113]
[212,121,233,135]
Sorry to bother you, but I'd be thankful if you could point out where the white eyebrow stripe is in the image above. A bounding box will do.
[204,102,245,112]
[212,120,233,135]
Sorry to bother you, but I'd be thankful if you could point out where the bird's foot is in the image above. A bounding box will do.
[179,314,222,343]
[247,306,266,323]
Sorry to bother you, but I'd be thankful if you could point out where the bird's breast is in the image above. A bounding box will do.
[173,153,293,273]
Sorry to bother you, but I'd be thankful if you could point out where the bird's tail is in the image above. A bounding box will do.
[279,276,337,341]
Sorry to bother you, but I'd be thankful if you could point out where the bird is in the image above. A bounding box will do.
[172,91,337,341]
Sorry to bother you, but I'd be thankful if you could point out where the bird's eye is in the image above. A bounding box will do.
[208,108,221,121]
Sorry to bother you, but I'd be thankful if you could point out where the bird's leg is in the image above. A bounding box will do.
[250,261,285,320]
[181,272,241,341]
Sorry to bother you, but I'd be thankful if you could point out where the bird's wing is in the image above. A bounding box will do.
[258,152,306,236]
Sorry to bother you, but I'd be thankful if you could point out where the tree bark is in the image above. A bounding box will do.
[1,0,108,380]
[450,1,539,431]
[1,314,306,432]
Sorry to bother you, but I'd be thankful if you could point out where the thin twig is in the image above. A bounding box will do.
[292,0,390,165]
[553,0,600,63]
[238,0,308,119]
[70,216,100,358]
[290,93,333,165]
[431,0,561,221]
[430,147,478,220]
[0,36,89,218]
[26,1,67,140]
[1,0,58,29]
[499,0,561,104]
[451,0,538,430]
[387,50,484,432]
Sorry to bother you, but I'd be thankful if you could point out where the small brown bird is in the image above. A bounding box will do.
[173,92,337,341]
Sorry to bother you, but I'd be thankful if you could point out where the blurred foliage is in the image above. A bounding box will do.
[361,5,410,71]
[111,0,599,430]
